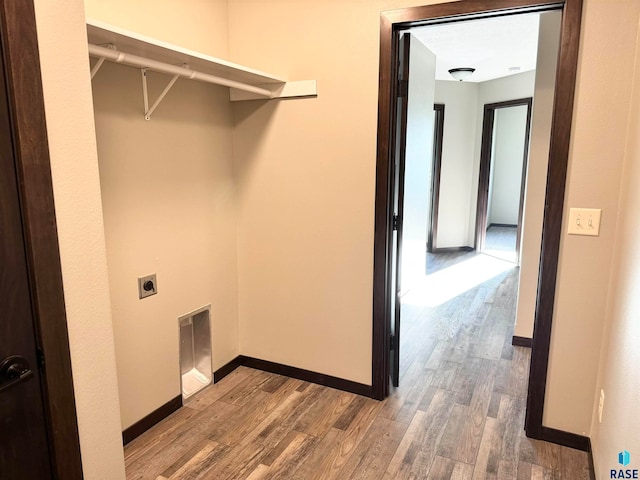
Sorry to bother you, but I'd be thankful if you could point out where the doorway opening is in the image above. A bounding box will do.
[395,24,536,406]
[372,0,583,447]
[385,14,545,390]
[476,98,533,264]
[427,104,445,255]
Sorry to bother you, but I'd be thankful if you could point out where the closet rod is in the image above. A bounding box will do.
[88,44,274,98]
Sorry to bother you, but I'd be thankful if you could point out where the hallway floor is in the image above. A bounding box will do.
[484,225,518,263]
[123,253,591,480]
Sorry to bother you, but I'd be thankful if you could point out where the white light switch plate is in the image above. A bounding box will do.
[568,208,601,236]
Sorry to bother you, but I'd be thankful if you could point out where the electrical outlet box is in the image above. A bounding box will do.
[568,208,602,236]
[138,273,157,299]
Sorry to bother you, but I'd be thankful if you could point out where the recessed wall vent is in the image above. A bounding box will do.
[178,305,212,401]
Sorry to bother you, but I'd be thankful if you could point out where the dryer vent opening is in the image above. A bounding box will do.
[178,305,212,400]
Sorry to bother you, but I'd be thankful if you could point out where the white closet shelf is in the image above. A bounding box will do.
[86,19,317,107]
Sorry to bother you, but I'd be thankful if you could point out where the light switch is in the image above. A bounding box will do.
[568,208,601,236]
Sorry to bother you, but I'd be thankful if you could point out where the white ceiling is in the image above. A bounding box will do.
[411,13,541,83]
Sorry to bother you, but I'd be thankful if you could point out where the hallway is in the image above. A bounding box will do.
[123,253,591,479]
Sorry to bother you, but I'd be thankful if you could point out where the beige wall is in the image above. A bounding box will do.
[434,80,478,248]
[84,0,229,59]
[229,0,435,384]
[514,11,561,340]
[228,0,640,436]
[87,0,238,429]
[543,0,640,434]
[32,2,640,474]
[92,62,239,429]
[33,0,126,477]
[590,15,640,476]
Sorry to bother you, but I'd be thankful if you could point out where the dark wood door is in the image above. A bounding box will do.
[388,33,412,388]
[0,32,54,479]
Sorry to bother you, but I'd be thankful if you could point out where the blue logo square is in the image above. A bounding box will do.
[619,450,631,467]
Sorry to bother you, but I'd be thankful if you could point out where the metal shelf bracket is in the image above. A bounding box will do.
[141,68,180,121]
[91,57,105,79]
[90,43,115,79]
[86,21,318,117]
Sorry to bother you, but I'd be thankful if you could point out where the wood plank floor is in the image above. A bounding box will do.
[124,252,592,480]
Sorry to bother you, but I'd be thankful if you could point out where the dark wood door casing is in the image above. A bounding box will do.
[372,0,584,448]
[475,97,533,256]
[428,103,445,253]
[0,0,84,477]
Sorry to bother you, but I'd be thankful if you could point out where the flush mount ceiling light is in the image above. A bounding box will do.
[448,67,476,81]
